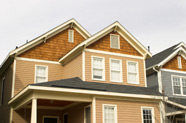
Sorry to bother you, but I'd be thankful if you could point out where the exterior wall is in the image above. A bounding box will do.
[161,70,186,98]
[19,27,85,61]
[85,51,146,87]
[147,72,158,87]
[62,54,82,79]
[0,63,13,123]
[96,98,161,123]
[163,55,186,72]
[14,59,63,95]
[87,31,142,56]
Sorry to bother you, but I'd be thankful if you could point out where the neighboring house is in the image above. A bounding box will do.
[146,42,186,123]
[0,19,164,123]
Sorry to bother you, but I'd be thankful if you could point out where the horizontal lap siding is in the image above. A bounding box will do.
[85,52,146,87]
[96,98,161,123]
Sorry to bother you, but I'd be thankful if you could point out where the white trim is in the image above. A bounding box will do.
[16,57,60,64]
[158,70,163,93]
[9,108,13,123]
[85,49,144,59]
[159,101,165,123]
[110,34,120,49]
[143,60,147,87]
[141,106,155,123]
[43,116,59,123]
[177,56,182,69]
[171,75,186,96]
[91,56,105,81]
[82,51,85,81]
[68,30,74,43]
[35,65,48,83]
[126,60,139,84]
[11,59,16,98]
[162,68,186,74]
[31,98,37,123]
[63,113,68,123]
[92,97,96,123]
[102,104,117,123]
[166,100,186,109]
[84,105,91,123]
[166,111,186,116]
[109,58,123,83]
[174,42,186,50]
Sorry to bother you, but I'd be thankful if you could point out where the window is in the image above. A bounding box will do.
[172,76,186,95]
[110,59,122,82]
[110,34,120,49]
[142,107,154,123]
[92,56,105,81]
[84,106,91,123]
[103,105,117,123]
[63,114,68,123]
[68,30,74,43]
[0,77,5,106]
[127,61,139,84]
[177,56,182,69]
[35,65,48,83]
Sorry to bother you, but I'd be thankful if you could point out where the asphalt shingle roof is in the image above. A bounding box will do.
[168,97,186,106]
[30,77,161,96]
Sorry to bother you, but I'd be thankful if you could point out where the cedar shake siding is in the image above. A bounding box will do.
[85,51,146,87]
[19,28,85,61]
[96,98,161,123]
[0,63,13,123]
[87,31,142,56]
[163,55,186,71]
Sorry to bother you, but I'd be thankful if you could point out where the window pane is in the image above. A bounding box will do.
[36,77,46,83]
[85,107,91,123]
[111,60,120,71]
[111,71,120,81]
[174,86,181,94]
[93,57,104,80]
[93,57,103,68]
[36,66,46,76]
[104,106,115,123]
[128,62,137,73]
[93,69,102,79]
[128,73,137,83]
[143,109,153,123]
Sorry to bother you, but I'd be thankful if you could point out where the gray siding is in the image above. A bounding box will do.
[147,72,158,87]
[161,70,186,98]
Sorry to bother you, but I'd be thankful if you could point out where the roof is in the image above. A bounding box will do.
[168,97,186,106]
[146,42,181,69]
[30,77,162,96]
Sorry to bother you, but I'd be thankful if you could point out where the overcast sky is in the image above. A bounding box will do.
[0,0,186,65]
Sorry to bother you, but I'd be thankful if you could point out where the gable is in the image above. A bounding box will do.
[19,27,85,61]
[163,55,186,71]
[87,31,142,56]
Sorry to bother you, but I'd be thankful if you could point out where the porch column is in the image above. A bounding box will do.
[31,98,37,123]
[185,113,186,123]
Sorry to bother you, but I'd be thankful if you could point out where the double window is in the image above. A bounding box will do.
[103,104,117,123]
[35,65,48,83]
[127,61,139,84]
[172,76,186,95]
[142,107,154,123]
[110,59,122,82]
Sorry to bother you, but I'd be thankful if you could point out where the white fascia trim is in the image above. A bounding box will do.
[166,100,186,109]
[174,42,186,50]
[161,69,186,74]
[166,110,186,116]
[11,59,16,98]
[9,19,90,56]
[85,49,144,60]
[82,51,85,81]
[16,57,60,64]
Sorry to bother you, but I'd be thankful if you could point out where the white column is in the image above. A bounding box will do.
[31,98,37,123]
[92,97,96,123]
[185,113,186,123]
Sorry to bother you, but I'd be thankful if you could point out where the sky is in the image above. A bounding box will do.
[0,0,186,65]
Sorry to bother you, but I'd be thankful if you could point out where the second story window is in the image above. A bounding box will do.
[110,34,120,49]
[172,76,186,95]
[110,59,122,82]
[127,61,139,84]
[177,56,182,69]
[68,30,74,43]
[92,56,105,81]
[35,65,48,83]
[0,77,5,106]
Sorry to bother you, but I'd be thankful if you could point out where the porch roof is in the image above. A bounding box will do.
[168,97,186,106]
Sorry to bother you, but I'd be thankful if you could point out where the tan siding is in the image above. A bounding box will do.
[96,98,161,123]
[85,51,146,87]
[19,28,85,61]
[14,60,63,95]
[62,54,82,79]
[87,31,142,56]
[0,63,13,123]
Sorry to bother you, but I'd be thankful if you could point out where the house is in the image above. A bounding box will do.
[0,19,164,123]
[146,42,186,122]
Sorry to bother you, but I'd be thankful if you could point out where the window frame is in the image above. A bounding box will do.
[68,30,74,43]
[35,65,48,83]
[127,61,139,84]
[102,104,117,123]
[0,77,5,106]
[109,58,123,83]
[172,75,186,96]
[91,56,105,81]
[84,105,91,123]
[177,56,182,69]
[141,106,155,123]
[110,34,120,49]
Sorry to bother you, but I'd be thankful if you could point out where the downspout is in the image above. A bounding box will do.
[153,65,163,93]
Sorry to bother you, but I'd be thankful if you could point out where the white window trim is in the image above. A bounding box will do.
[127,61,139,84]
[141,106,155,123]
[171,75,186,96]
[63,113,68,123]
[102,104,117,123]
[42,116,59,123]
[0,77,5,106]
[177,56,182,69]
[35,65,48,83]
[91,56,105,81]
[68,30,74,43]
[110,34,120,49]
[84,105,91,123]
[109,58,123,83]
